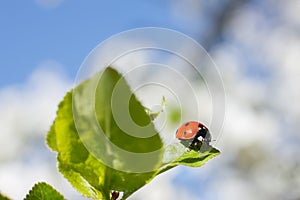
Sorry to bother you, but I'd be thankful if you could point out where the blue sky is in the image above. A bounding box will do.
[0,0,184,86]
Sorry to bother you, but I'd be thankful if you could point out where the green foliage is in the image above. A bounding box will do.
[47,66,220,200]
[24,182,64,200]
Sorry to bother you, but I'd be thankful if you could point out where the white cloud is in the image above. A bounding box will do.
[281,0,300,27]
[144,1,300,199]
[0,61,81,199]
[0,160,85,199]
[130,168,198,200]
[0,61,70,161]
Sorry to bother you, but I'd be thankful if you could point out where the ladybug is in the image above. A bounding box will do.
[175,121,211,150]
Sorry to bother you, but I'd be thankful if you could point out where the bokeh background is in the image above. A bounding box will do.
[1,0,300,199]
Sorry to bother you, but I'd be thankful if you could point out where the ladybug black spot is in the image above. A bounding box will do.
[176,129,178,134]
[183,131,187,136]
[185,122,189,126]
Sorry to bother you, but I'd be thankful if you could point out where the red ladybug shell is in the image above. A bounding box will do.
[176,121,207,140]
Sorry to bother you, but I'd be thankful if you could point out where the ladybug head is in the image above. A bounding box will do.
[198,124,211,145]
[188,126,212,151]
[202,129,211,144]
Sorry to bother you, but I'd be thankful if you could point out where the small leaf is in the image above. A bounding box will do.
[24,182,64,200]
[0,193,11,200]
[145,96,165,121]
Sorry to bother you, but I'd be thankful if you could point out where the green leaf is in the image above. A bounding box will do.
[24,182,64,200]
[47,67,164,199]
[157,143,220,175]
[47,66,220,200]
[0,193,11,200]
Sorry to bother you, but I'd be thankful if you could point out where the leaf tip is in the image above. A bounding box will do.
[24,182,64,200]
